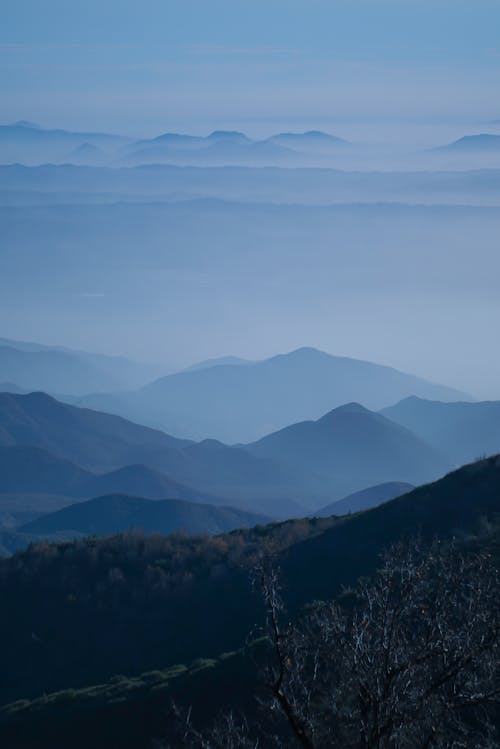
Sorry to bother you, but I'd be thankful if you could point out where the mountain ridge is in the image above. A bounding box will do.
[78,347,467,443]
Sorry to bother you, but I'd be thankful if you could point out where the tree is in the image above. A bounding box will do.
[169,540,500,748]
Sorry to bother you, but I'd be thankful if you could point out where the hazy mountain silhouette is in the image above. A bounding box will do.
[0,391,190,472]
[3,163,500,206]
[3,163,500,208]
[68,142,106,165]
[79,464,226,503]
[125,135,296,166]
[182,356,253,372]
[0,392,298,515]
[316,481,414,517]
[0,445,226,508]
[21,494,268,538]
[80,347,467,443]
[246,402,450,500]
[0,121,128,165]
[268,130,347,151]
[437,134,500,152]
[0,337,161,394]
[381,396,500,465]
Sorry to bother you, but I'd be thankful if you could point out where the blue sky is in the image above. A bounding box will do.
[2,0,500,136]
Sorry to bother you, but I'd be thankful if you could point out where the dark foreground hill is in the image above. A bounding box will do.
[381,396,500,465]
[0,455,499,723]
[246,402,449,500]
[316,480,413,516]
[21,494,268,538]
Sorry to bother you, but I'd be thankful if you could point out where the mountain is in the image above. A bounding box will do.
[78,463,222,503]
[381,396,500,465]
[0,493,79,532]
[21,494,268,537]
[268,130,347,151]
[0,392,298,515]
[182,356,253,372]
[282,455,500,609]
[316,481,414,517]
[246,402,449,500]
[0,336,161,394]
[0,121,129,165]
[0,391,189,473]
[68,142,106,165]
[123,129,351,167]
[0,445,225,508]
[125,135,296,167]
[438,134,500,152]
[80,347,467,443]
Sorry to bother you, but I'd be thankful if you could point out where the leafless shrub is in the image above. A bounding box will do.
[167,540,500,748]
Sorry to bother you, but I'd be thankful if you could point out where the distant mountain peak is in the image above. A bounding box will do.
[318,402,372,423]
[207,130,249,141]
[330,402,370,414]
[72,141,102,154]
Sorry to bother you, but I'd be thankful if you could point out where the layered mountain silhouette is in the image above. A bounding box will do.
[246,403,449,500]
[268,131,347,151]
[0,391,455,515]
[4,163,500,206]
[78,347,466,443]
[0,445,222,505]
[0,392,298,516]
[0,337,160,394]
[0,121,129,165]
[0,391,189,472]
[122,129,348,167]
[381,396,500,465]
[316,481,414,517]
[21,494,268,538]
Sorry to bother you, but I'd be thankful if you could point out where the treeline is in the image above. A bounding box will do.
[0,516,334,704]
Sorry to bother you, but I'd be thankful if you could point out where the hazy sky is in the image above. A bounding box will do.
[2,0,500,137]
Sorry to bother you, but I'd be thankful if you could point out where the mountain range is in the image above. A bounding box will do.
[0,389,455,520]
[381,396,500,465]
[0,445,221,504]
[0,336,161,395]
[122,129,349,167]
[76,347,467,443]
[246,402,449,499]
[0,392,299,517]
[0,122,349,168]
[0,121,129,165]
[3,163,500,207]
